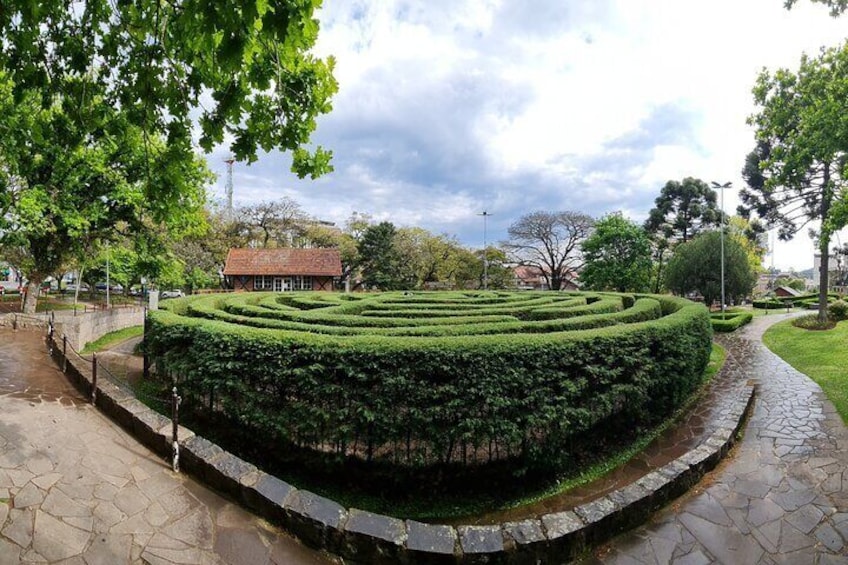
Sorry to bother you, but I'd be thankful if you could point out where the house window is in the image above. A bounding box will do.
[284,276,312,291]
[254,275,272,290]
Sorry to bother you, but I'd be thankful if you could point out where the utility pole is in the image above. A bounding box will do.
[224,157,235,218]
[711,181,732,317]
[478,211,492,290]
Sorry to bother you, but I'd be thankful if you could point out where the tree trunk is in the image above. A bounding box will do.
[819,236,830,323]
[819,166,832,324]
[22,279,40,314]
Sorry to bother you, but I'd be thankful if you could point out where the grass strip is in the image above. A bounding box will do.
[81,325,144,354]
[763,319,848,424]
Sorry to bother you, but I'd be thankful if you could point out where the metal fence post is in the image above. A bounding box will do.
[171,387,182,473]
[143,308,150,380]
[47,316,54,354]
[62,335,67,373]
[91,354,98,405]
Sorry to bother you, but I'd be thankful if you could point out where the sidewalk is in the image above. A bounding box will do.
[0,330,334,564]
[587,313,848,564]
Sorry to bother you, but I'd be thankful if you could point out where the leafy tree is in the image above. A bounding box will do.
[784,0,848,15]
[472,247,515,290]
[580,213,652,292]
[235,198,306,248]
[357,222,412,290]
[740,44,848,321]
[0,75,211,312]
[728,216,768,277]
[0,0,336,312]
[665,231,757,308]
[0,0,336,169]
[503,211,594,291]
[773,276,807,291]
[644,177,721,293]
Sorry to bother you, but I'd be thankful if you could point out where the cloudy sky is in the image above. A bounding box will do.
[208,0,848,272]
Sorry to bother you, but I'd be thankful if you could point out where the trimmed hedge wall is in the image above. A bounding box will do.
[146,291,712,472]
[710,310,753,332]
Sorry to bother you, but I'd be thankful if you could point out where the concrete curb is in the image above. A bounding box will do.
[50,334,755,563]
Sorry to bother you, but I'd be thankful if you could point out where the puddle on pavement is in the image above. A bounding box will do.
[0,328,85,405]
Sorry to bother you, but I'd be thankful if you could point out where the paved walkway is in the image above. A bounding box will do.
[587,313,848,564]
[0,330,335,564]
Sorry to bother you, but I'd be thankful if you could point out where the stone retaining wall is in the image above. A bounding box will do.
[55,307,144,351]
[49,333,755,564]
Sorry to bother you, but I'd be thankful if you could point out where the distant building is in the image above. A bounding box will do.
[223,248,342,291]
[512,265,579,291]
[812,253,840,290]
[773,286,803,298]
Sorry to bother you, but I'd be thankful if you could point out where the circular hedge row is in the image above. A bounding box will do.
[146,291,712,471]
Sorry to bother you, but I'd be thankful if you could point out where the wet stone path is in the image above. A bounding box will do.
[588,313,848,564]
[0,330,335,565]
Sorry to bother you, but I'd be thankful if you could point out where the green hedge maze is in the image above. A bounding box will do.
[146,291,712,483]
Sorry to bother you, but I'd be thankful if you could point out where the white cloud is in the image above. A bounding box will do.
[209,0,848,271]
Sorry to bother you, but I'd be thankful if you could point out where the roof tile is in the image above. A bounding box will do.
[223,248,342,277]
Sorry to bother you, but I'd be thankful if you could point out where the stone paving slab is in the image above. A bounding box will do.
[587,313,848,564]
[0,330,336,565]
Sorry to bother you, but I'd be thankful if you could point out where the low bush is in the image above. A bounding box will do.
[710,310,753,332]
[828,300,848,321]
[752,299,790,310]
[791,313,836,330]
[148,291,712,480]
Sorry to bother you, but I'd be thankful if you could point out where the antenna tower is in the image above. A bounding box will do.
[224,157,235,217]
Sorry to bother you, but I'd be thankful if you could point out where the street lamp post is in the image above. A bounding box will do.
[711,181,732,317]
[478,211,492,290]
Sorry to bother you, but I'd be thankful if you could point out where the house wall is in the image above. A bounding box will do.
[229,275,335,292]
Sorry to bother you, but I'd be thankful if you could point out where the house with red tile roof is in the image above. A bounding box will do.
[512,265,580,291]
[222,248,342,291]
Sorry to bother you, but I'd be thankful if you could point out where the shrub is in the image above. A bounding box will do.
[792,314,836,330]
[148,291,712,476]
[710,311,753,332]
[828,300,848,321]
[752,299,789,310]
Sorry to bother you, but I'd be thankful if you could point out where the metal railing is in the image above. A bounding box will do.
[47,315,182,472]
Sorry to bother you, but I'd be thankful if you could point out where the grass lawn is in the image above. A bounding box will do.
[763,319,848,424]
[81,325,144,354]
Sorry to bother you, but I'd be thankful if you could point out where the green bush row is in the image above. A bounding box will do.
[149,292,711,472]
[710,311,753,332]
[752,299,790,309]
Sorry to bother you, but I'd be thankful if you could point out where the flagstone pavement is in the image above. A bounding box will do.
[585,313,848,565]
[3,312,848,564]
[0,330,336,565]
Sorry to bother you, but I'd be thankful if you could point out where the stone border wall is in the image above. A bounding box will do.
[49,333,755,564]
[55,307,144,351]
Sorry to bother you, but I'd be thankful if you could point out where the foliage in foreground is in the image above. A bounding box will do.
[146,291,712,503]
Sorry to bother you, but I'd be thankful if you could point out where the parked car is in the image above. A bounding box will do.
[160,289,185,299]
[95,282,123,292]
[65,283,90,292]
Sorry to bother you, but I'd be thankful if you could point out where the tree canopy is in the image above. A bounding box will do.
[644,178,720,244]
[0,0,337,170]
[0,0,337,311]
[357,222,411,291]
[580,213,652,292]
[665,231,757,308]
[740,42,848,320]
[503,211,593,291]
[784,0,848,15]
[643,177,720,293]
